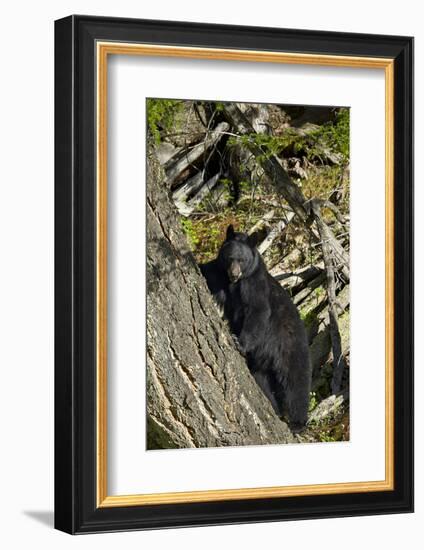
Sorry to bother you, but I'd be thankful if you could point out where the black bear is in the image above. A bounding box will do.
[200,225,311,430]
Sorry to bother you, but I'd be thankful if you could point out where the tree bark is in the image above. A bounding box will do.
[146,150,294,449]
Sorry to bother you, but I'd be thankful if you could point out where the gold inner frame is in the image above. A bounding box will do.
[96,42,395,508]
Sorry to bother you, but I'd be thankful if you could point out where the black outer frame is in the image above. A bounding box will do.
[54,15,414,534]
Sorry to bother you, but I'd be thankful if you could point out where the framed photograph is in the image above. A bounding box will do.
[54,15,413,534]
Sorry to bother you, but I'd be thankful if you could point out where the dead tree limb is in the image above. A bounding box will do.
[175,173,222,216]
[309,284,350,372]
[292,272,326,306]
[164,121,229,184]
[257,212,295,255]
[248,209,275,234]
[311,199,347,394]
[172,172,204,203]
[273,262,324,290]
[310,198,347,225]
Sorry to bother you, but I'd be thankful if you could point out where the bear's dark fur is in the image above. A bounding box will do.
[200,225,311,430]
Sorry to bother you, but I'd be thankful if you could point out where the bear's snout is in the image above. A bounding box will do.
[228,261,242,283]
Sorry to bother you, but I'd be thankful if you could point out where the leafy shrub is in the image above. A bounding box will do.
[147,99,183,143]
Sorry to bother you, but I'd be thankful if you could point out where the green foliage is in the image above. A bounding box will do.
[308,392,318,412]
[318,433,337,443]
[180,218,200,247]
[303,107,350,162]
[306,403,349,442]
[332,107,350,159]
[227,107,350,165]
[183,192,286,263]
[302,165,341,197]
[182,214,232,263]
[146,98,183,143]
[316,416,348,442]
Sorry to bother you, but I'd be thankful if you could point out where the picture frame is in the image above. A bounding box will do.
[54,15,414,534]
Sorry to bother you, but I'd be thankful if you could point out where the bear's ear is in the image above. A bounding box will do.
[247,231,260,249]
[226,224,235,241]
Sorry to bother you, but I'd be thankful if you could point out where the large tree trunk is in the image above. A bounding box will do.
[146,151,294,449]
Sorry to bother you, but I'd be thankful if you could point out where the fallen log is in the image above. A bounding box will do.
[257,212,295,255]
[164,121,229,184]
[248,209,275,235]
[293,272,326,306]
[156,141,180,165]
[172,171,204,203]
[308,393,346,425]
[315,284,350,327]
[309,284,350,372]
[274,262,324,292]
[175,173,222,216]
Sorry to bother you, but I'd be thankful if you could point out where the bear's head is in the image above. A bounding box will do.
[218,225,260,283]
